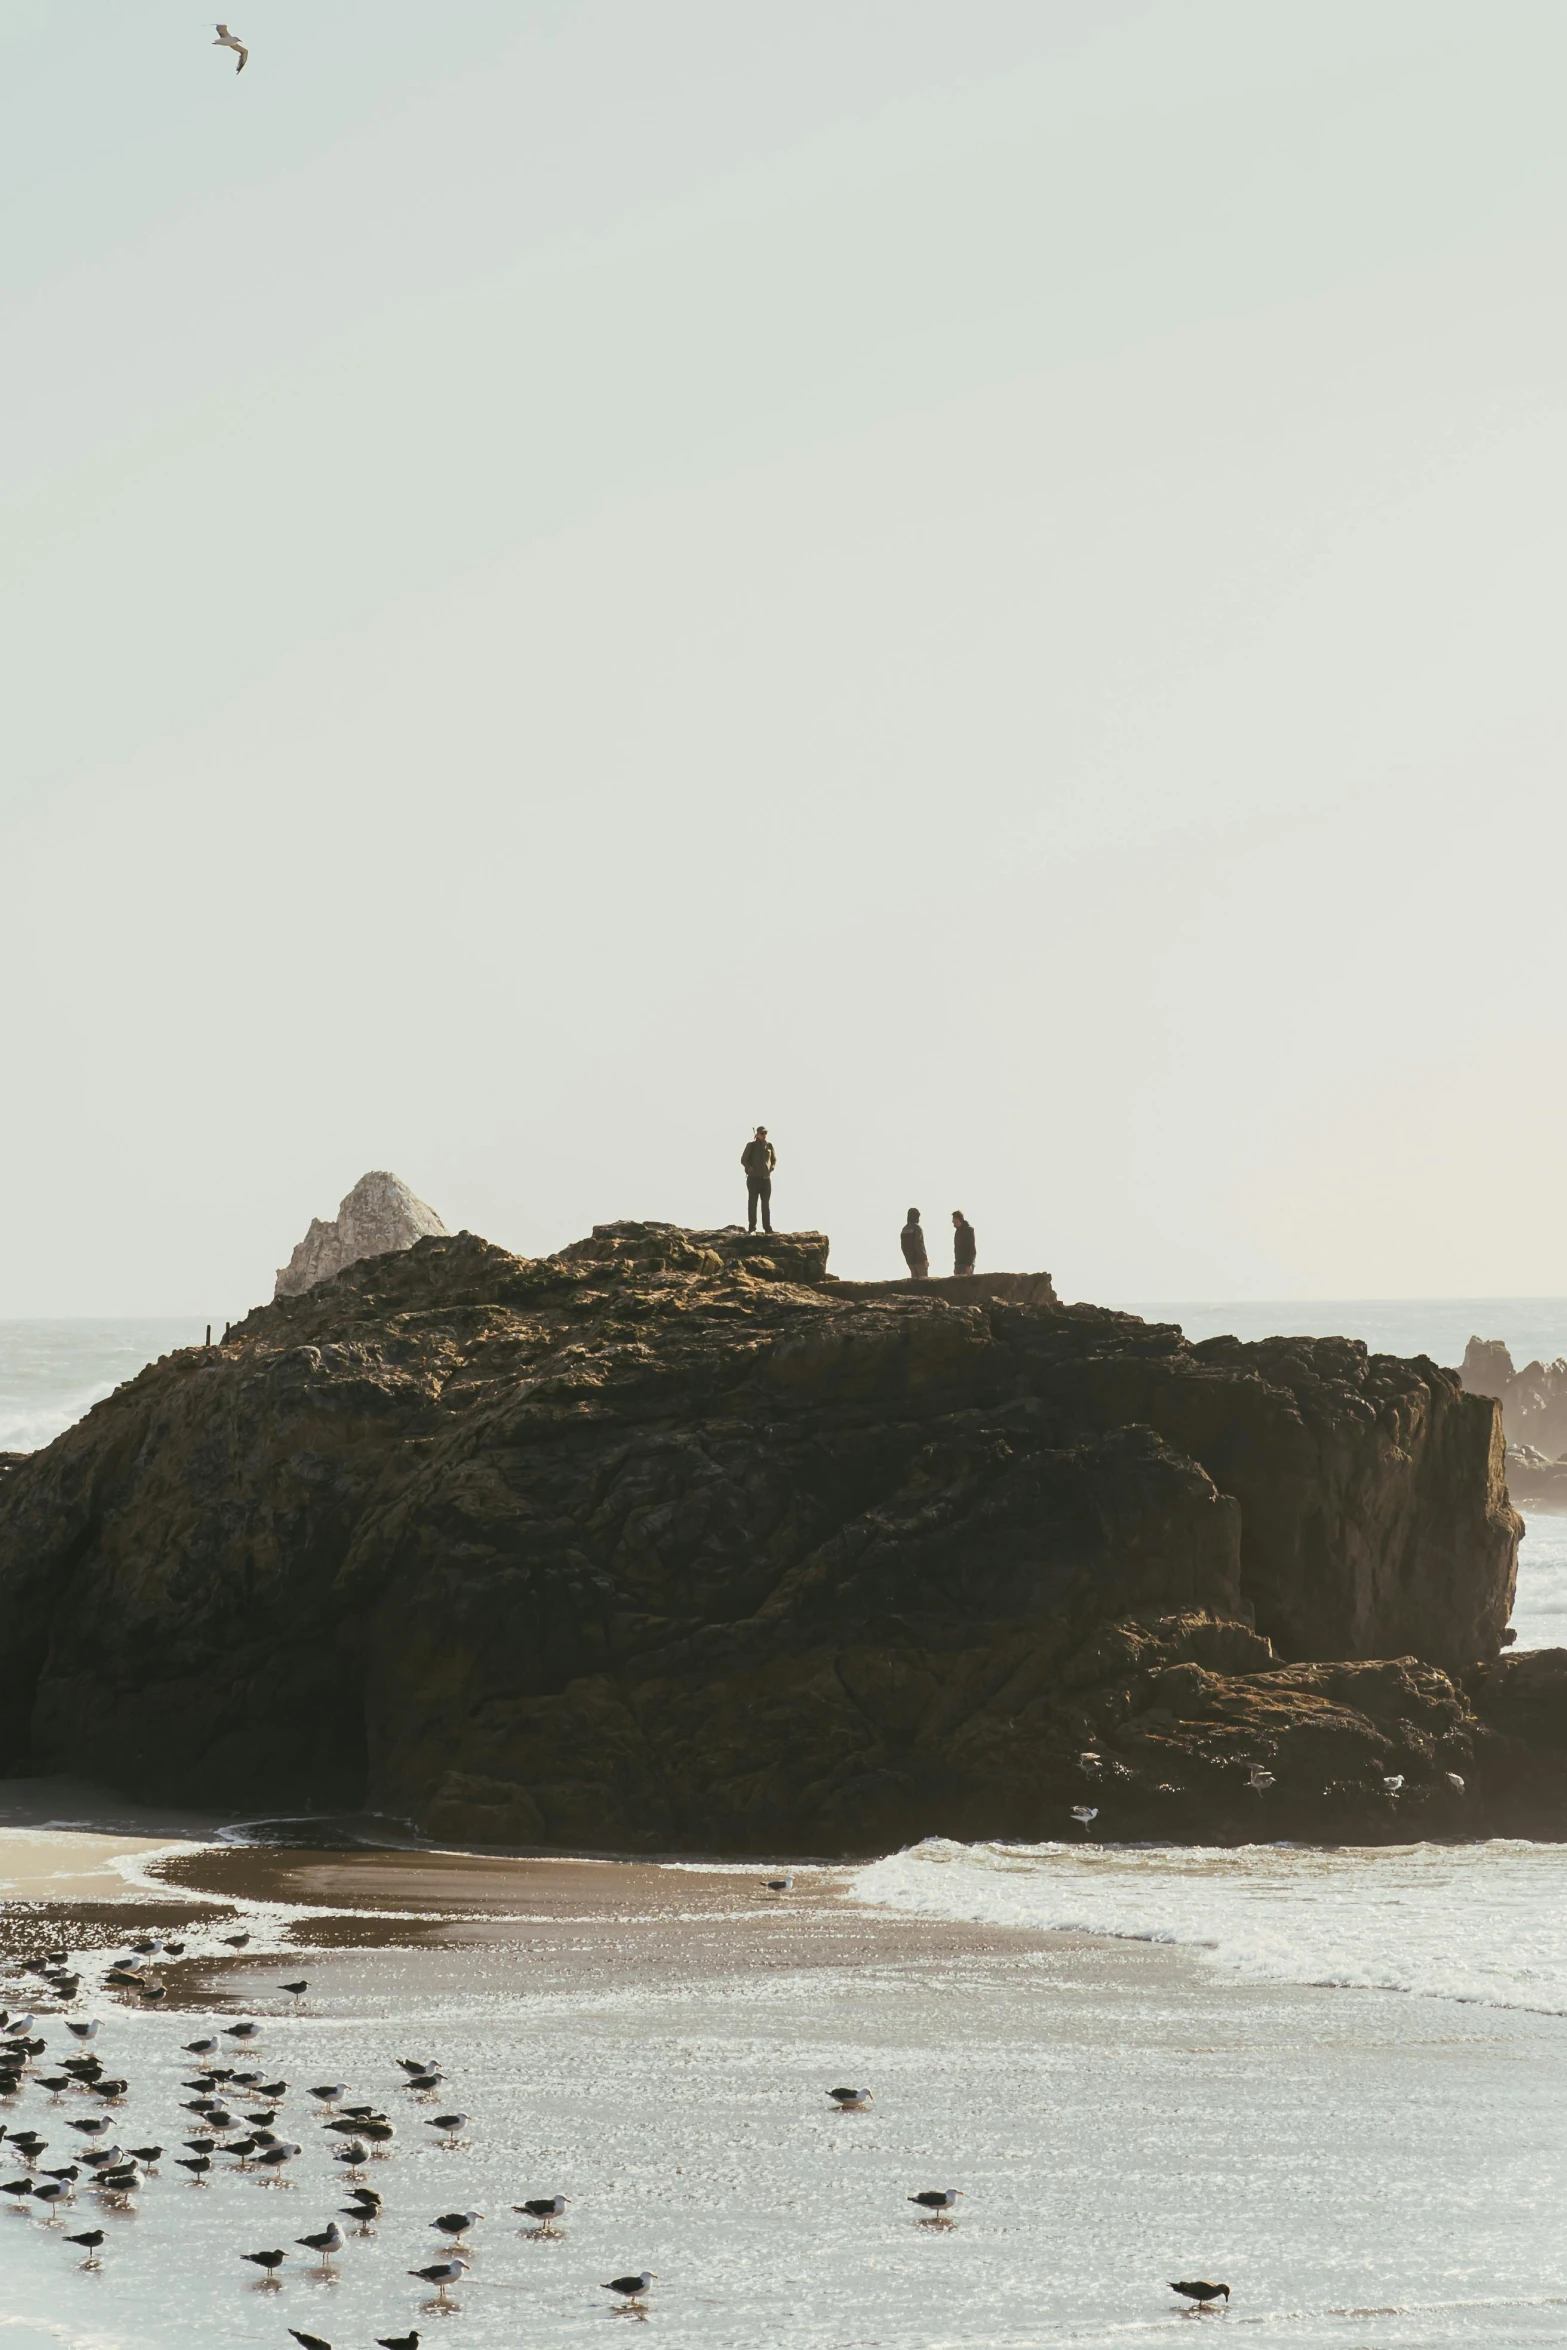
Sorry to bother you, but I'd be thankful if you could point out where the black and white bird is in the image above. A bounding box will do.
[908,2189,963,2220]
[1170,2280,1230,2311]
[408,2258,468,2303]
[298,2222,346,2268]
[223,2022,260,2045]
[309,2084,348,2109]
[242,2248,286,2282]
[183,2037,219,2058]
[289,2332,333,2350]
[761,1876,793,1893]
[430,2209,483,2244]
[280,1981,309,2003]
[377,2334,420,2349]
[31,2178,71,2209]
[515,2194,570,2232]
[426,2113,467,2144]
[333,2142,370,2173]
[827,2086,872,2111]
[212,23,249,71]
[65,2228,105,2265]
[602,2271,657,2307]
[65,2021,99,2043]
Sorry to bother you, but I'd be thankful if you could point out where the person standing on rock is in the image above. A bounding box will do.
[900,1210,929,1279]
[952,1210,976,1277]
[742,1127,776,1234]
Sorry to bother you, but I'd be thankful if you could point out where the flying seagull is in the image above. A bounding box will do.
[213,26,249,73]
[1170,2280,1230,2311]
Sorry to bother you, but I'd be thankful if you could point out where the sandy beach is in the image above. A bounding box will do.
[3,1810,1567,2347]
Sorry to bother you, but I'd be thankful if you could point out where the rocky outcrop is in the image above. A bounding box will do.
[0,1223,1525,1852]
[1461,1336,1567,1462]
[274,1171,447,1300]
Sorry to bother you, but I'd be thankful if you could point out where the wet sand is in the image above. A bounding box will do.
[5,1817,1567,2346]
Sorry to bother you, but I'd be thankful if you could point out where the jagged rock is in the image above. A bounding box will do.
[1461,1335,1567,1461]
[0,1223,1525,1852]
[274,1171,447,1300]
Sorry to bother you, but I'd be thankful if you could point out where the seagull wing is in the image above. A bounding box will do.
[236,46,247,70]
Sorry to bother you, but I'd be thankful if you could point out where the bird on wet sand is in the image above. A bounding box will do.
[431,2208,483,2245]
[183,2037,218,2058]
[828,2086,872,2111]
[909,2189,963,2223]
[515,2193,570,2233]
[65,2228,105,2265]
[377,2334,420,2350]
[289,2333,333,2350]
[761,1876,793,1893]
[66,2021,100,2042]
[224,2021,260,2044]
[213,23,249,71]
[426,2112,467,2144]
[409,2257,468,2303]
[280,1981,308,2002]
[309,2084,347,2109]
[1170,2280,1231,2312]
[178,2155,211,2180]
[242,2247,285,2282]
[603,2271,657,2311]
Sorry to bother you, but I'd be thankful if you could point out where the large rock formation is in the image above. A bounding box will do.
[0,1222,1528,1853]
[274,1171,447,1300]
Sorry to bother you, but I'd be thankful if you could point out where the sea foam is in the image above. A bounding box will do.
[850,1835,1567,2014]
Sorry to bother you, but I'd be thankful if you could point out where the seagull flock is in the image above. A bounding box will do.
[0,1893,1233,2328]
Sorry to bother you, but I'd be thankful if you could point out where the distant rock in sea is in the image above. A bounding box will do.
[1459,1338,1567,1507]
[274,1171,448,1300]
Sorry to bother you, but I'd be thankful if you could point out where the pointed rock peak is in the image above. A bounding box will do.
[274,1171,449,1299]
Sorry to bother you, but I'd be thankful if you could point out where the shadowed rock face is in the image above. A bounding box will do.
[0,1224,1524,1853]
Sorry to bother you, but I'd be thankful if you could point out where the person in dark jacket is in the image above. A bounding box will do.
[951,1210,976,1276]
[741,1127,776,1232]
[900,1209,929,1279]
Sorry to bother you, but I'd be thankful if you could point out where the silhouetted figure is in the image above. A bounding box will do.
[742,1126,775,1233]
[951,1211,976,1276]
[900,1210,928,1279]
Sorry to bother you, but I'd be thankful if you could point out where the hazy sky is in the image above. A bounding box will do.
[4,1,1566,1317]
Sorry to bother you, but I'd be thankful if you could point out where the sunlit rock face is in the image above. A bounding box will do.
[274,1170,448,1299]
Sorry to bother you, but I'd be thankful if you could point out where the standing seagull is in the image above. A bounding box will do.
[602,2272,657,2310]
[213,26,249,72]
[1170,2280,1230,2312]
[908,2189,963,2223]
